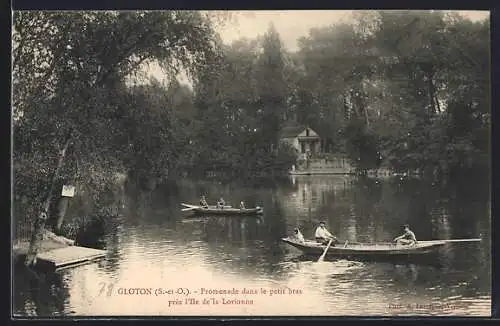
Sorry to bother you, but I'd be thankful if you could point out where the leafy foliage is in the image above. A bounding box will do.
[13,11,222,232]
[13,11,490,236]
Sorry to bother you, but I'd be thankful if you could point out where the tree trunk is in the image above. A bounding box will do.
[364,104,371,129]
[55,196,70,233]
[24,137,72,267]
[427,74,439,115]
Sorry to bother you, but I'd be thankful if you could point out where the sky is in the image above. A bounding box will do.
[218,10,353,52]
[145,10,490,84]
[218,10,489,52]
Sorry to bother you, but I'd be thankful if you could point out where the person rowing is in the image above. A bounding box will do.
[315,221,338,245]
[239,201,246,209]
[217,197,226,209]
[200,195,209,209]
[393,224,417,246]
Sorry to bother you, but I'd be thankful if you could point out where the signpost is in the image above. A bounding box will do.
[56,185,76,232]
[61,185,76,198]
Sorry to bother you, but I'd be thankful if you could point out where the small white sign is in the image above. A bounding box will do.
[61,185,76,197]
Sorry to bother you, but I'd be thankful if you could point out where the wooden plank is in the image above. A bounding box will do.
[13,240,69,256]
[36,246,106,269]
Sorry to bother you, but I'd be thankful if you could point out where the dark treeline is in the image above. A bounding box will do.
[194,11,489,179]
[13,11,489,238]
[194,11,490,180]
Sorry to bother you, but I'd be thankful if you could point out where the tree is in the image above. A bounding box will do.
[13,11,222,266]
[256,23,288,151]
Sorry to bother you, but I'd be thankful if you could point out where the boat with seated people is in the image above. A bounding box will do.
[181,203,263,216]
[281,237,481,258]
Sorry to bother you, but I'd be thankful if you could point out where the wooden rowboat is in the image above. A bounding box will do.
[282,237,481,258]
[181,203,263,215]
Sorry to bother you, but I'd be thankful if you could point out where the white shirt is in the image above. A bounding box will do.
[402,230,417,241]
[315,226,333,238]
[295,230,305,243]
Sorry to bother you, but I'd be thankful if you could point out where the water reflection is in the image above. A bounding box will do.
[13,175,491,316]
[96,222,123,275]
[13,268,70,316]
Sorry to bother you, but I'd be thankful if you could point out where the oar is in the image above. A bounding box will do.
[439,238,482,243]
[425,238,482,245]
[390,238,482,246]
[181,203,199,208]
[181,207,198,212]
[318,239,333,262]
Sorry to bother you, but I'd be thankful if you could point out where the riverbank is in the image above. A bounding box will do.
[13,229,75,263]
[13,229,107,271]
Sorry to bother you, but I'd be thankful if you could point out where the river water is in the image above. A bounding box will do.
[13,175,491,317]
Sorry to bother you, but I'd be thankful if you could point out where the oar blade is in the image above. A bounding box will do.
[318,239,333,262]
[443,238,482,243]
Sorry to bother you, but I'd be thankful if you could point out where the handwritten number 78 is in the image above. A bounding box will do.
[98,282,115,297]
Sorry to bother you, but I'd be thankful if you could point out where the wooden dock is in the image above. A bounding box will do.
[13,241,106,271]
[36,246,106,271]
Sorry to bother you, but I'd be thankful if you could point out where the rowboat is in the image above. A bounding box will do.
[181,203,264,215]
[281,237,481,258]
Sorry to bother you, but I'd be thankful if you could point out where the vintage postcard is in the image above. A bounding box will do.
[12,10,491,317]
